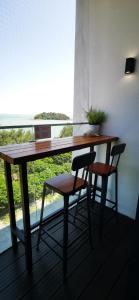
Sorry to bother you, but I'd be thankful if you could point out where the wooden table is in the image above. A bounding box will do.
[0,135,118,271]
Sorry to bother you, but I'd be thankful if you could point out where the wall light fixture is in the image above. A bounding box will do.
[125,57,136,74]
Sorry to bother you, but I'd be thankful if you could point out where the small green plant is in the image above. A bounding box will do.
[85,107,107,125]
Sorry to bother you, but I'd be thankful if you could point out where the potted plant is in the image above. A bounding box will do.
[85,107,107,135]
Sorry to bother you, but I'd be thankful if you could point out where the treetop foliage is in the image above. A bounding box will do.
[34,112,70,120]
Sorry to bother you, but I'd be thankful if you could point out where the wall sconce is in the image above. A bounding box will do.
[125,57,136,74]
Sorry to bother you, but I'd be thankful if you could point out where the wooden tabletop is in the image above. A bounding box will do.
[0,135,118,165]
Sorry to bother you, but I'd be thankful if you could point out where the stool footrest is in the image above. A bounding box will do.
[40,223,89,260]
[93,192,117,205]
[69,211,88,227]
[68,218,88,231]
[41,236,63,261]
[68,227,89,248]
[41,227,63,248]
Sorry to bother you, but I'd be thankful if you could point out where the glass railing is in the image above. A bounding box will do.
[0,122,89,253]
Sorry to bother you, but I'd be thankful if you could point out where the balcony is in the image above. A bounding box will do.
[0,0,139,298]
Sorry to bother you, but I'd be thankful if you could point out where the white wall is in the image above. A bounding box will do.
[74,0,139,218]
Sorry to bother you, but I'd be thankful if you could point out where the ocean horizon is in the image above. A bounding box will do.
[0,113,34,125]
[0,113,72,126]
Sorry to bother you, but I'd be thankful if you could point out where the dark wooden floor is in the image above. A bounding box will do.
[0,203,135,300]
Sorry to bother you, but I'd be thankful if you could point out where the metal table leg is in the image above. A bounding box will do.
[106,142,112,164]
[4,161,17,250]
[19,162,32,272]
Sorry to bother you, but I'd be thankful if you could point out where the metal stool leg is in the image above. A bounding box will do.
[36,184,46,250]
[99,176,108,239]
[73,190,82,223]
[92,174,98,208]
[87,185,93,248]
[115,170,119,223]
[74,169,85,222]
[63,195,69,282]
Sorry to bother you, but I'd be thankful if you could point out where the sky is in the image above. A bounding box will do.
[0,0,75,118]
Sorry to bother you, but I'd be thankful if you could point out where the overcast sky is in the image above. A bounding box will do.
[0,0,75,118]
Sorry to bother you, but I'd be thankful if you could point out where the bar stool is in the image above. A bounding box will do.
[37,151,96,282]
[89,143,126,238]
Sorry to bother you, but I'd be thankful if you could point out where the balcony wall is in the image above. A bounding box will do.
[74,0,139,218]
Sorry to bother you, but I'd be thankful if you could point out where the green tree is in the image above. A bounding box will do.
[34,112,70,120]
[0,129,33,146]
[59,125,73,138]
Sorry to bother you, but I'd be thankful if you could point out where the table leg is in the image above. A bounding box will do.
[105,142,111,164]
[90,145,94,153]
[19,162,32,272]
[89,146,94,185]
[4,161,17,250]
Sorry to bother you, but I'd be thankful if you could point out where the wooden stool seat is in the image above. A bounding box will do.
[89,162,116,176]
[45,173,87,196]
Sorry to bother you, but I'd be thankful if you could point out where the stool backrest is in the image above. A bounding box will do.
[110,143,126,168]
[72,151,96,192]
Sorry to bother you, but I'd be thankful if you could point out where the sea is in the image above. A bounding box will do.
[0,113,35,126]
[0,114,72,138]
